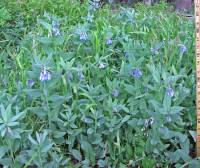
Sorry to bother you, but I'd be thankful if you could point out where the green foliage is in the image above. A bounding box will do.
[0,7,11,26]
[0,0,199,167]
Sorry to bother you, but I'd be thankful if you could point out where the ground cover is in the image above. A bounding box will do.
[0,1,199,167]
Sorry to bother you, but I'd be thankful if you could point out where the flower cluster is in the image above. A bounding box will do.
[166,86,174,97]
[26,79,35,87]
[106,38,113,45]
[112,89,119,97]
[131,68,143,78]
[39,67,51,82]
[178,44,187,54]
[80,32,88,41]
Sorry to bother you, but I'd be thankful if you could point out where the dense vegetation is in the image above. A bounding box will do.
[0,0,199,167]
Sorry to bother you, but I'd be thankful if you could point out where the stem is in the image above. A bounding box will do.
[43,82,51,129]
[8,139,15,167]
[23,152,37,168]
[38,148,43,168]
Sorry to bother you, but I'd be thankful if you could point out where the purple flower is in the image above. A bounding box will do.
[52,20,61,36]
[165,116,172,123]
[151,47,159,55]
[52,20,59,29]
[39,68,51,81]
[106,38,112,45]
[26,79,35,87]
[131,68,142,78]
[78,71,84,81]
[67,72,73,81]
[178,44,187,54]
[166,86,174,97]
[53,29,61,36]
[112,89,119,97]
[124,52,129,58]
[80,32,88,41]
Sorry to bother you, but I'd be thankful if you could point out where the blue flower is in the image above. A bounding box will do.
[112,89,119,97]
[52,20,61,36]
[39,68,51,81]
[131,68,142,78]
[90,1,100,10]
[67,72,73,82]
[52,20,59,29]
[166,86,174,97]
[178,44,187,54]
[26,79,35,87]
[78,71,84,81]
[99,62,106,69]
[151,47,159,55]
[80,32,88,41]
[86,14,94,22]
[165,116,172,123]
[106,38,112,45]
[124,52,129,58]
[53,29,61,36]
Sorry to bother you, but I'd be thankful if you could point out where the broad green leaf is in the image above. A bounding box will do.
[41,143,53,153]
[121,115,131,124]
[11,112,26,122]
[71,149,82,161]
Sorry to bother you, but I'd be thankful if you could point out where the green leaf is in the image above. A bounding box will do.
[0,146,8,159]
[7,122,19,127]
[71,149,82,161]
[37,37,52,45]
[149,100,161,112]
[189,130,196,142]
[24,89,42,99]
[124,84,136,96]
[121,115,131,124]
[0,104,7,122]
[37,19,52,30]
[11,111,26,122]
[163,94,171,109]
[170,150,181,163]
[82,117,93,124]
[54,36,65,45]
[81,141,95,162]
[147,64,160,83]
[170,106,184,114]
[28,135,38,145]
[41,143,53,153]
[127,118,138,128]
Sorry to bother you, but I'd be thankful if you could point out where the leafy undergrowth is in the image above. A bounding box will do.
[0,0,199,167]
